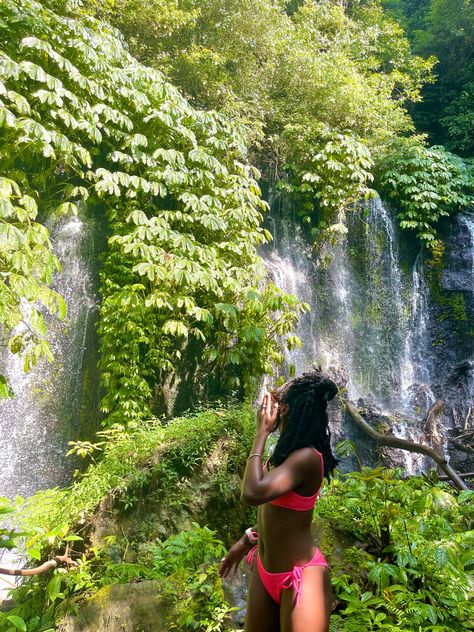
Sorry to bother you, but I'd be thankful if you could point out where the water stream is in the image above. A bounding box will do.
[0,214,99,500]
[261,188,443,473]
[0,212,100,588]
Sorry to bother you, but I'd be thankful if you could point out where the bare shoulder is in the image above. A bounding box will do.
[286,447,322,472]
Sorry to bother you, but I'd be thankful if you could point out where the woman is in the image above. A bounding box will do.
[219,370,338,632]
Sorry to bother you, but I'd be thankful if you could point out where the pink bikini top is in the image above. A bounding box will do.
[269,448,324,512]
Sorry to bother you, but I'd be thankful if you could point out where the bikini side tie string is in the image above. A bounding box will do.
[282,565,303,607]
[246,544,258,566]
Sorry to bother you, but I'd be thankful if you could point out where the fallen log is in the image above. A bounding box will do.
[345,401,469,491]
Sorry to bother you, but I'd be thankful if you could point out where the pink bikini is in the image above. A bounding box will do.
[246,448,329,606]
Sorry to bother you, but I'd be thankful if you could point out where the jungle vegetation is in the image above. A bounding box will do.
[0,1,473,631]
[1,0,473,404]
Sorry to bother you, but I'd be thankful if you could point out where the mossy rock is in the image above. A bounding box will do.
[57,581,166,632]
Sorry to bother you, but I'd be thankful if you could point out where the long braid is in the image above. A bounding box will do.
[270,369,339,480]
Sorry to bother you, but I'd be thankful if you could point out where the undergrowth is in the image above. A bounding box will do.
[0,404,256,632]
[317,467,474,631]
[1,412,473,631]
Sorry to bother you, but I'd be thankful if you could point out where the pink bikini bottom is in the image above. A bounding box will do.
[246,545,328,606]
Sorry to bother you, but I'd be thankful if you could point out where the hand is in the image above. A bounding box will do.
[219,537,251,578]
[257,392,279,435]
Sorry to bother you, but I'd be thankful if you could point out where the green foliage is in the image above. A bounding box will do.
[0,525,233,632]
[45,0,470,253]
[385,0,474,156]
[150,524,236,631]
[281,128,375,239]
[1,405,255,632]
[57,0,435,211]
[0,0,303,419]
[0,174,65,394]
[0,497,25,550]
[377,138,474,246]
[317,468,474,630]
[17,405,255,554]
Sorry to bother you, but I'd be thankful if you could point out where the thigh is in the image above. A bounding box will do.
[245,563,280,632]
[279,565,332,632]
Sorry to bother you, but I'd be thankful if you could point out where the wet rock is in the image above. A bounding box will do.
[222,566,248,629]
[429,214,474,432]
[442,214,474,292]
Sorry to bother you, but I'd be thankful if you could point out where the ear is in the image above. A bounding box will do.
[279,402,289,416]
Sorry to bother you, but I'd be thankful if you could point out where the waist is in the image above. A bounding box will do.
[257,533,317,572]
[254,545,328,574]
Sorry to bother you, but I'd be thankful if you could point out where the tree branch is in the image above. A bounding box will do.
[0,554,78,576]
[345,401,469,490]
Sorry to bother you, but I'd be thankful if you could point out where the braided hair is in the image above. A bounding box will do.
[270,369,339,480]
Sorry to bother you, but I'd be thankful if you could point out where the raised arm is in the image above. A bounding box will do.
[241,393,317,505]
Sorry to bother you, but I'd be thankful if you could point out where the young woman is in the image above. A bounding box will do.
[219,370,338,632]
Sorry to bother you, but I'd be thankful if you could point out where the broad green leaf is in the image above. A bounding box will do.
[6,616,26,631]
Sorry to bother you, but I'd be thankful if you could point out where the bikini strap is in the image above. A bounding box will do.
[245,544,258,567]
[312,447,324,479]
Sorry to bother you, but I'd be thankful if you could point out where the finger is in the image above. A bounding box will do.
[225,560,238,578]
[273,401,279,420]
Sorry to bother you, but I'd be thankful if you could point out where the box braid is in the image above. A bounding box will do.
[270,370,339,480]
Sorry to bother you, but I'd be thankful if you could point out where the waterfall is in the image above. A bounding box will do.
[263,193,426,408]
[400,253,435,409]
[261,189,444,470]
[0,213,99,500]
[0,212,101,595]
[458,214,474,404]
[263,185,319,380]
[459,214,474,288]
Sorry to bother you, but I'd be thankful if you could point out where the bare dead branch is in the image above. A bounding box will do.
[345,401,469,491]
[0,554,78,576]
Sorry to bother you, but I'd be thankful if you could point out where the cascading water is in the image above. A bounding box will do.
[457,214,474,404]
[0,212,100,591]
[261,187,442,473]
[264,191,319,381]
[400,253,435,408]
[464,215,474,401]
[0,212,100,500]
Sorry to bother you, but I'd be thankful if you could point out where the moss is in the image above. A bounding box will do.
[447,293,467,322]
[89,584,114,608]
[19,403,256,547]
[375,420,390,434]
[426,240,472,345]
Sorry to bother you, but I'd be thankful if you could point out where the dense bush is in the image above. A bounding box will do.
[377,138,474,246]
[4,447,473,631]
[386,0,474,156]
[317,468,474,631]
[49,1,435,222]
[0,405,256,631]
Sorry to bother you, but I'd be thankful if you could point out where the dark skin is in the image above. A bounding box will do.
[219,391,332,632]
